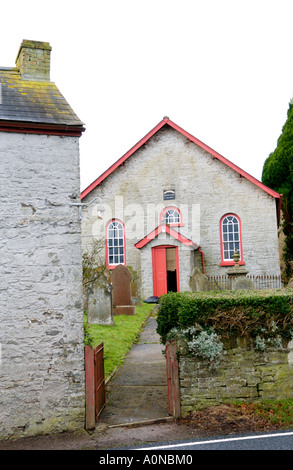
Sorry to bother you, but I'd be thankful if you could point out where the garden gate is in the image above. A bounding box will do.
[165,340,180,418]
[85,343,106,430]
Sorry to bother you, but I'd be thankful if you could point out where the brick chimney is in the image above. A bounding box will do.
[15,40,52,81]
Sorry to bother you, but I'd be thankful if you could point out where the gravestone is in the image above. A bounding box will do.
[87,272,114,325]
[189,267,209,291]
[232,276,254,290]
[112,265,136,315]
[227,250,254,290]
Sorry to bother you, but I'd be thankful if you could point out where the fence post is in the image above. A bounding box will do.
[165,340,180,419]
[85,345,95,431]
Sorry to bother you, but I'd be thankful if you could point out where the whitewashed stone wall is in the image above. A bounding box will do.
[82,127,280,298]
[0,132,85,439]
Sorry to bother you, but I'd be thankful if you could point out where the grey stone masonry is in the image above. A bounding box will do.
[16,40,52,81]
[0,132,85,439]
[177,337,293,416]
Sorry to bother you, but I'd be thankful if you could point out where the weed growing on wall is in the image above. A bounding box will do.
[186,329,223,369]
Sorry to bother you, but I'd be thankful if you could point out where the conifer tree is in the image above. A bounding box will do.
[262,101,293,282]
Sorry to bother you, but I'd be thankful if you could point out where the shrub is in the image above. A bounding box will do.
[157,289,293,345]
[184,326,224,369]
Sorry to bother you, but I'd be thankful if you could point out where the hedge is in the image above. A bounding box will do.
[156,289,293,344]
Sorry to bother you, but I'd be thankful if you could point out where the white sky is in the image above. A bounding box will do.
[1,0,293,192]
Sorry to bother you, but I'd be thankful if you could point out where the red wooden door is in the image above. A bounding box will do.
[152,247,167,297]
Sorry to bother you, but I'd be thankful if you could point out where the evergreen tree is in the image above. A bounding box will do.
[262,101,293,282]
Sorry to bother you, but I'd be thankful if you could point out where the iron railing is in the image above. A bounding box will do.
[206,274,282,291]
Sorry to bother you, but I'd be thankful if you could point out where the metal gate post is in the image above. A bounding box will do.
[166,340,180,418]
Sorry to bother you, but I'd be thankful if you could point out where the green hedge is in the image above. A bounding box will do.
[156,289,293,344]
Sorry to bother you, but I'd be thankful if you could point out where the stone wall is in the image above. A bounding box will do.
[176,337,293,417]
[81,127,280,299]
[0,132,85,439]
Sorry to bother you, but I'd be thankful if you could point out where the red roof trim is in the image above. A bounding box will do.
[81,119,167,199]
[167,119,281,199]
[0,120,85,137]
[81,117,281,201]
[134,223,199,249]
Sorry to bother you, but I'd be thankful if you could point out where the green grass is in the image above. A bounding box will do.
[84,302,154,379]
[248,400,293,427]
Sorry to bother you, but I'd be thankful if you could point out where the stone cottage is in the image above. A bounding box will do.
[0,40,85,439]
[81,118,282,300]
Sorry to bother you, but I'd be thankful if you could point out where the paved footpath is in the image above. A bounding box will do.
[98,312,170,426]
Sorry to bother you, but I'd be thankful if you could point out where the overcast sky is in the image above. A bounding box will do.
[1,0,293,191]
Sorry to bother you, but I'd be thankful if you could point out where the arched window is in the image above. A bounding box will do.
[220,214,244,266]
[160,207,183,226]
[106,220,125,267]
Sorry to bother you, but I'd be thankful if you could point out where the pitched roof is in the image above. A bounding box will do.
[81,117,282,204]
[0,68,84,136]
[134,223,199,249]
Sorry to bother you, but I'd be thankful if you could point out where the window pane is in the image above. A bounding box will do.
[163,208,181,224]
[107,221,125,265]
[222,215,241,261]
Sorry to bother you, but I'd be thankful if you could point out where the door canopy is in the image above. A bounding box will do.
[134,223,199,249]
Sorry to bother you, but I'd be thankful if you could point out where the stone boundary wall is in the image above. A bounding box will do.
[174,338,293,417]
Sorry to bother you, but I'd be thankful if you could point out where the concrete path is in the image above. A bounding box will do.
[98,313,170,426]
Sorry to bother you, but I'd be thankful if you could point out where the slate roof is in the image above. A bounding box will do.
[0,67,84,131]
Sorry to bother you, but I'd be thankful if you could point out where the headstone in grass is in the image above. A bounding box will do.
[112,265,136,315]
[87,272,114,325]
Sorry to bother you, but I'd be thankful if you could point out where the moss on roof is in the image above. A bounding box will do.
[0,68,84,127]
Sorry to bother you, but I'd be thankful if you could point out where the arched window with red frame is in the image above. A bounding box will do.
[160,207,183,226]
[220,214,245,266]
[106,219,126,268]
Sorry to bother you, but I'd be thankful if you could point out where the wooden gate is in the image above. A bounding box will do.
[165,340,180,418]
[85,343,106,430]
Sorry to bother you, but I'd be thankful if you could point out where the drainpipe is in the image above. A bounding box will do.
[198,247,205,274]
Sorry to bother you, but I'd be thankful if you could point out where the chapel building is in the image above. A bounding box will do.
[81,117,282,299]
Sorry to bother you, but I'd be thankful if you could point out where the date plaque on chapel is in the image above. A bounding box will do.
[163,189,175,200]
